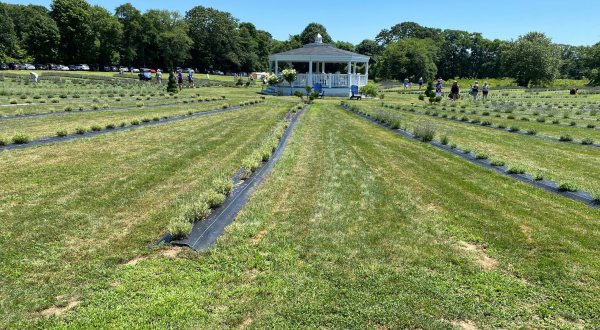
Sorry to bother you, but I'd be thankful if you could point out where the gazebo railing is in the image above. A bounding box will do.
[290,73,366,88]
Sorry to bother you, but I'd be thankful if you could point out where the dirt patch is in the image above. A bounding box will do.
[458,241,498,271]
[160,246,184,258]
[519,224,534,242]
[251,229,268,244]
[40,297,81,317]
[423,203,442,214]
[125,256,148,266]
[238,317,253,329]
[451,320,478,330]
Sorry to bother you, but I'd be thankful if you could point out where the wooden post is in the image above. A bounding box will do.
[308,60,313,88]
[347,61,352,87]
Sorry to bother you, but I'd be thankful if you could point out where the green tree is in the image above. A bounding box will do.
[585,42,600,86]
[115,3,143,66]
[51,0,95,63]
[89,5,122,66]
[378,38,438,81]
[503,32,560,86]
[376,22,442,46]
[334,41,355,52]
[0,6,23,62]
[167,71,178,93]
[5,4,60,63]
[298,23,332,44]
[141,10,191,68]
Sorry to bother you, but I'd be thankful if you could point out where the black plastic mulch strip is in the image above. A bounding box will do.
[342,104,600,209]
[0,99,223,120]
[163,106,307,251]
[385,107,600,148]
[0,103,262,152]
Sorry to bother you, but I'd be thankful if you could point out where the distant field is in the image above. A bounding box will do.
[2,70,242,82]
[2,76,599,328]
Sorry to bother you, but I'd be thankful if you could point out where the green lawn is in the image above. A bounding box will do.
[34,102,600,329]
[0,100,292,328]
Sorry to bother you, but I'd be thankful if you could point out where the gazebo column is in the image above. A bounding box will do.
[275,60,279,75]
[365,61,369,79]
[347,61,352,87]
[322,62,325,74]
[268,61,272,74]
[308,60,313,87]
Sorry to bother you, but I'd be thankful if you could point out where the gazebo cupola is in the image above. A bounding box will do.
[267,34,370,96]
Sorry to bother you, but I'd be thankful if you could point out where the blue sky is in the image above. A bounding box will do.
[7,0,600,46]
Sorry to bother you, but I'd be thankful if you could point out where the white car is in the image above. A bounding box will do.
[24,64,35,70]
[80,64,90,71]
[119,66,129,72]
[131,68,140,73]
[60,65,70,71]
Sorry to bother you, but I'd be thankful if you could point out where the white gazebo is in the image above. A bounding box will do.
[264,34,370,96]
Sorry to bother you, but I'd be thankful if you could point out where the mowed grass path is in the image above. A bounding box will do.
[0,101,291,327]
[40,102,600,328]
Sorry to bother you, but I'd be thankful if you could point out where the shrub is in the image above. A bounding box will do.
[136,102,144,108]
[75,127,87,134]
[533,171,545,181]
[498,124,507,129]
[413,121,436,142]
[559,135,573,142]
[508,126,520,132]
[590,188,600,202]
[587,124,596,128]
[536,117,546,123]
[526,128,537,135]
[558,180,578,192]
[449,143,457,149]
[481,120,492,126]
[222,104,229,109]
[64,106,73,112]
[418,94,425,101]
[203,190,226,208]
[105,123,116,129]
[581,137,594,145]
[507,164,527,174]
[56,129,68,137]
[213,176,233,195]
[475,152,489,160]
[167,72,178,94]
[153,117,160,121]
[168,214,192,239]
[130,119,140,125]
[490,159,505,166]
[141,118,151,123]
[552,119,560,124]
[11,133,31,144]
[119,122,127,127]
[90,125,102,131]
[359,82,378,97]
[569,121,577,126]
[440,135,449,145]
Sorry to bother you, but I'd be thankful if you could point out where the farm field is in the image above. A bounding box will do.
[1,74,599,329]
[30,102,600,329]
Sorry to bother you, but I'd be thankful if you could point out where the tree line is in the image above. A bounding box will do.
[1,0,599,86]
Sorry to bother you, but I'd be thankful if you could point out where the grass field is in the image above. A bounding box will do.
[2,75,599,328]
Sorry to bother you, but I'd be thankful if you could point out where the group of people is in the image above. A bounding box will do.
[433,78,490,101]
[156,69,194,90]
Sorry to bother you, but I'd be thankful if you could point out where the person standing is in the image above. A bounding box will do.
[418,77,424,90]
[435,78,443,97]
[451,80,460,101]
[471,81,479,100]
[482,82,489,100]
[156,70,162,84]
[30,72,38,84]
[403,78,409,90]
[187,69,194,88]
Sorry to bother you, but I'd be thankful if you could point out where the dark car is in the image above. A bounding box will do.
[138,69,152,81]
[0,63,8,70]
[35,64,48,70]
[49,63,60,70]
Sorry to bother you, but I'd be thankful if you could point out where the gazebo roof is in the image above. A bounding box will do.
[269,42,369,63]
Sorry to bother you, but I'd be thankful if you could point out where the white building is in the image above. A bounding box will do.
[263,34,370,96]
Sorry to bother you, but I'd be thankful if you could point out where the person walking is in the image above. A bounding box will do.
[418,77,424,90]
[470,81,479,100]
[435,78,443,97]
[403,78,410,90]
[30,72,38,84]
[177,70,184,90]
[482,82,489,100]
[451,80,460,101]
[156,69,162,84]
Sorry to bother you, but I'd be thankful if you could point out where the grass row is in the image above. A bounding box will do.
[37,103,600,328]
[344,101,600,194]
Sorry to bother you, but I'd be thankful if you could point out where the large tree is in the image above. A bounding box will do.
[378,38,439,81]
[503,32,560,86]
[585,42,600,86]
[298,23,332,45]
[51,0,95,63]
[115,3,143,66]
[5,4,60,63]
[186,6,240,72]
[0,6,24,62]
[376,21,441,46]
[89,5,122,66]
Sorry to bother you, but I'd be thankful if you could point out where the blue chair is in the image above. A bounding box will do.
[312,83,325,98]
[349,85,362,100]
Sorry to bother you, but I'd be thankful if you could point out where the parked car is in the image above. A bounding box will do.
[80,64,90,71]
[131,68,140,73]
[138,69,152,81]
[35,64,48,70]
[48,64,60,70]
[0,63,8,70]
[119,66,129,72]
[24,64,36,70]
[59,65,70,71]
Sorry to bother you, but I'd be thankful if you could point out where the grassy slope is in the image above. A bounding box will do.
[0,101,291,327]
[40,102,599,328]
